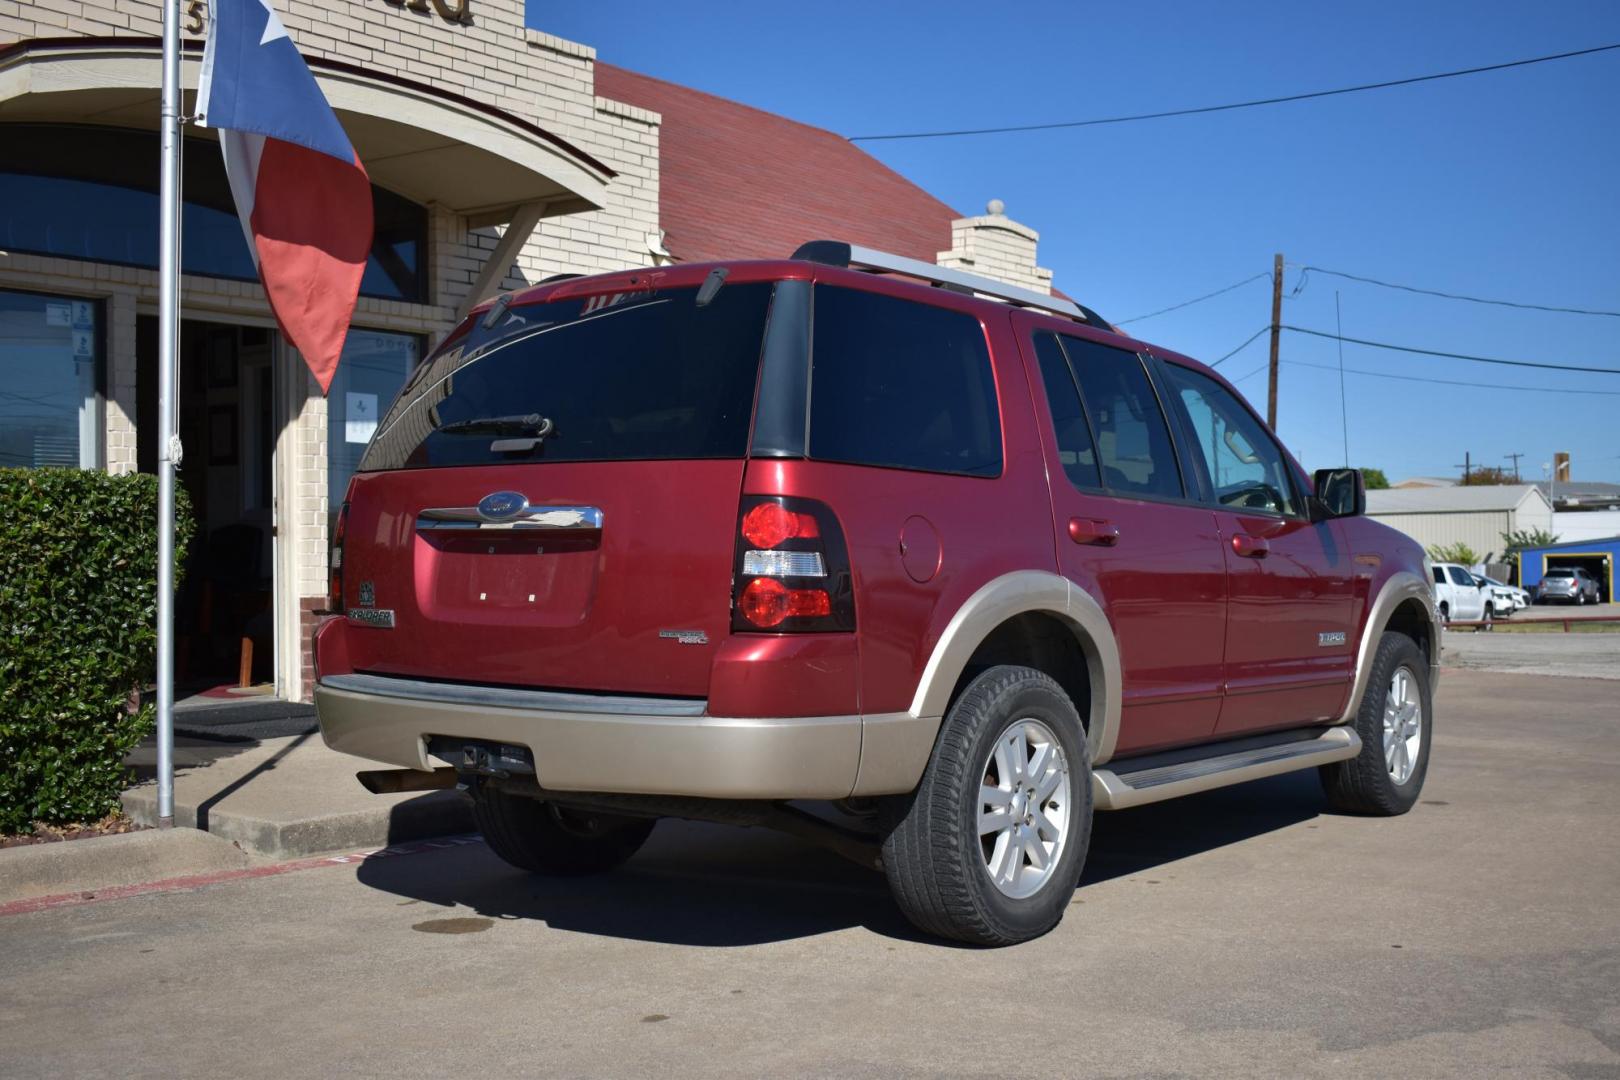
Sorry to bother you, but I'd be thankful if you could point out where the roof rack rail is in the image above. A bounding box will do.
[790,240,1110,327]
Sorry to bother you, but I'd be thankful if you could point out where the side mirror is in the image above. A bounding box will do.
[1312,468,1365,520]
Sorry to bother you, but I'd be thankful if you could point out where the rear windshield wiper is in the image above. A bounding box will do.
[436,413,555,454]
[436,413,554,438]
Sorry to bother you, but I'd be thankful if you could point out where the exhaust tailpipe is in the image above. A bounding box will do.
[356,767,459,795]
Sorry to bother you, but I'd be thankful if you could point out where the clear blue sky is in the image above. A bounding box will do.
[529,1,1620,483]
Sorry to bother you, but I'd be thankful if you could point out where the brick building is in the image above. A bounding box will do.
[0,0,1060,700]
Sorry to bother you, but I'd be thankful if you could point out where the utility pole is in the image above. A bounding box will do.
[1505,452,1524,483]
[1266,252,1283,430]
[1455,451,1473,486]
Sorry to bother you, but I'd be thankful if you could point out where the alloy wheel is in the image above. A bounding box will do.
[978,719,1072,900]
[1382,665,1423,786]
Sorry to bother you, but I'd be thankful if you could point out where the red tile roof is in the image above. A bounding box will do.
[594,64,964,266]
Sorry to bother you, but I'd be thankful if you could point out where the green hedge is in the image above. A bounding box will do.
[0,468,193,832]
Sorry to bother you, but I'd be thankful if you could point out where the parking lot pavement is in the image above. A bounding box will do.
[1512,602,1620,622]
[1443,628,1620,679]
[2,670,1617,1080]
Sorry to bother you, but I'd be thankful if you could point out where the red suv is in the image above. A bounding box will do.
[315,243,1439,945]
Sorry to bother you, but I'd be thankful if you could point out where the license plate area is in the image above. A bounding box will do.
[413,530,599,626]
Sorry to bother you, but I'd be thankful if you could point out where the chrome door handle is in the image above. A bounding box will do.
[1068,517,1119,546]
[415,505,604,532]
[1232,533,1269,558]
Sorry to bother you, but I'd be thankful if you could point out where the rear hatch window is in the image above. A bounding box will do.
[361,282,773,472]
[337,281,773,699]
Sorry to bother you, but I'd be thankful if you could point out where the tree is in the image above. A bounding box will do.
[1359,467,1390,490]
[1501,528,1559,557]
[1427,541,1480,566]
[1461,465,1516,486]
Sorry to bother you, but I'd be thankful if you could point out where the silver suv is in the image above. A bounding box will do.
[1536,568,1601,605]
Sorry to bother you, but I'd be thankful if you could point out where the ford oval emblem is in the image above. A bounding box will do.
[477,491,529,521]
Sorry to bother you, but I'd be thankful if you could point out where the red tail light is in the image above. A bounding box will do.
[731,495,854,632]
[741,502,820,548]
[328,500,349,613]
[738,577,833,627]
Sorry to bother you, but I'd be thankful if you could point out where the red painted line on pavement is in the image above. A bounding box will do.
[0,833,484,918]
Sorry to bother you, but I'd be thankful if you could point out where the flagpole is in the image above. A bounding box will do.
[156,0,183,828]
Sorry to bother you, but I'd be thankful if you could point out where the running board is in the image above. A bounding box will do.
[1092,726,1361,810]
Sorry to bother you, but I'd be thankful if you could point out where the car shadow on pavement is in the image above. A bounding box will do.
[1083,769,1324,886]
[357,771,1326,947]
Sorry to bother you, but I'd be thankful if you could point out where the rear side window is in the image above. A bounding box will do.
[1032,333,1101,489]
[1433,566,1447,585]
[360,282,772,471]
[1059,335,1183,499]
[808,286,1001,477]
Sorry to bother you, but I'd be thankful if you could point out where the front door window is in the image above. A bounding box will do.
[1160,362,1299,517]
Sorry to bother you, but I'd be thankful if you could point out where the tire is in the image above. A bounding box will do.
[1480,604,1493,631]
[1319,631,1433,816]
[1438,602,1450,626]
[470,785,656,876]
[880,665,1092,946]
[1576,590,1586,606]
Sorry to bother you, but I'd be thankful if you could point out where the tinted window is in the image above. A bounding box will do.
[1032,333,1100,489]
[0,123,425,301]
[809,286,1000,477]
[361,283,771,471]
[1432,566,1447,585]
[1161,362,1299,516]
[1059,336,1182,499]
[0,290,101,469]
[1449,567,1474,586]
[1545,569,1573,578]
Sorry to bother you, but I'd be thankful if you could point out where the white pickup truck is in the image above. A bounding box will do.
[1430,562,1492,626]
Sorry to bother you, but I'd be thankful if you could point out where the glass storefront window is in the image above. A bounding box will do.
[0,290,101,469]
[0,124,427,302]
[328,329,419,520]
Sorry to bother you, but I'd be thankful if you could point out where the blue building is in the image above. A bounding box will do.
[1518,536,1619,604]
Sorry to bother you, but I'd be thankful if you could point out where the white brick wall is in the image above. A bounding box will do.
[937,201,1054,295]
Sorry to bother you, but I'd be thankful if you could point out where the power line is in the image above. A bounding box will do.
[1231,359,1272,383]
[1115,273,1270,325]
[848,42,1620,141]
[1294,265,1620,318]
[1282,325,1620,375]
[1209,326,1271,367]
[1282,357,1620,396]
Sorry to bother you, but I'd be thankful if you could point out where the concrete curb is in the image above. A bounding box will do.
[121,785,473,861]
[0,828,261,905]
[121,732,476,861]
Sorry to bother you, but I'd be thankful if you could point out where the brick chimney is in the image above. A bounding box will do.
[936,199,1054,295]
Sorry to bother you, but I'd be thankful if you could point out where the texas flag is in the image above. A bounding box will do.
[196,0,372,394]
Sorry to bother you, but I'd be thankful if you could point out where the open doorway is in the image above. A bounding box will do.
[138,317,278,695]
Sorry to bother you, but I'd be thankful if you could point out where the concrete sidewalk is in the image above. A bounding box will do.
[121,732,471,860]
